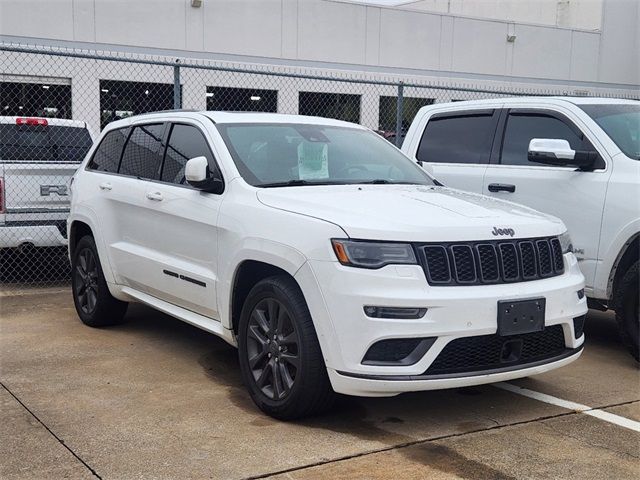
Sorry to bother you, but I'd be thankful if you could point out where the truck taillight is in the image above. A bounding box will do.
[0,177,5,214]
[16,117,48,126]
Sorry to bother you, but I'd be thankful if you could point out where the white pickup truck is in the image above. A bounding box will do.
[402,97,639,360]
[0,117,93,252]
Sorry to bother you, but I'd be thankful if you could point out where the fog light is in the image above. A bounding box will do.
[577,289,585,300]
[362,337,436,365]
[364,306,427,319]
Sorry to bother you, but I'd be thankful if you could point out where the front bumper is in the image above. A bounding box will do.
[328,346,583,397]
[295,252,586,396]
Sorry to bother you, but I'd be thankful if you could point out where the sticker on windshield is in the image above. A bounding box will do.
[297,141,328,180]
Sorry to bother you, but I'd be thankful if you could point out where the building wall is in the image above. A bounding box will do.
[394,0,603,31]
[1,0,638,88]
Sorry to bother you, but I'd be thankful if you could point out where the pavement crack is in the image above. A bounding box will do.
[0,381,102,479]
[242,410,583,480]
[541,420,640,460]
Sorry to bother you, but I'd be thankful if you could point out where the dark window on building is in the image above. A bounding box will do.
[119,124,165,179]
[161,124,214,185]
[1,81,72,118]
[206,87,277,112]
[298,92,361,123]
[378,96,434,132]
[501,113,584,166]
[416,112,496,164]
[87,128,128,173]
[0,124,92,162]
[100,80,176,130]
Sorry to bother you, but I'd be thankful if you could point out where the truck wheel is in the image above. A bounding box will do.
[238,275,335,420]
[614,261,639,362]
[71,235,128,327]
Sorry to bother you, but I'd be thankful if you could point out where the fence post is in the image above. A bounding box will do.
[395,82,404,147]
[173,60,181,109]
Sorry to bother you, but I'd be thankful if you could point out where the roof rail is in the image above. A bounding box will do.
[135,109,201,116]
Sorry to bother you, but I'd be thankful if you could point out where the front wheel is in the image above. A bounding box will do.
[71,235,128,327]
[614,261,639,362]
[238,275,335,419]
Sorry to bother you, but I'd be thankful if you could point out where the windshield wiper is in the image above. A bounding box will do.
[356,180,424,185]
[259,179,334,188]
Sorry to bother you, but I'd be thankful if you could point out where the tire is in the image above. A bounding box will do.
[614,261,639,362]
[71,235,128,327]
[238,275,335,420]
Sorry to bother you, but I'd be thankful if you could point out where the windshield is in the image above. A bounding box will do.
[216,123,435,187]
[579,104,640,160]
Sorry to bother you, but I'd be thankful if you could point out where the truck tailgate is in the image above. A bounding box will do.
[2,162,79,217]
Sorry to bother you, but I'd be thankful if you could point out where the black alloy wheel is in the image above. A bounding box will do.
[246,298,300,401]
[73,247,99,315]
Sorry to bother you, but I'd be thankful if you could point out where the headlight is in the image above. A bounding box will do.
[331,239,417,268]
[558,231,573,254]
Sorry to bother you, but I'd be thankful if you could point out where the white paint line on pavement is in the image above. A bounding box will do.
[494,382,640,432]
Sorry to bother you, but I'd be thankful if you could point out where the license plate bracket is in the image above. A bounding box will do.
[497,298,546,336]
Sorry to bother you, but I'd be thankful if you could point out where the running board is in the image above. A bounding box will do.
[120,286,236,346]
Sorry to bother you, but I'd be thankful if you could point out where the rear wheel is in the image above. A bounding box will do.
[614,261,639,362]
[71,235,128,327]
[238,275,335,419]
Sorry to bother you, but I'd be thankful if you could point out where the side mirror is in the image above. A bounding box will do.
[528,138,597,169]
[185,156,224,193]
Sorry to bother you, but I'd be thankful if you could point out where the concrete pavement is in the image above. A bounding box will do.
[1,289,638,479]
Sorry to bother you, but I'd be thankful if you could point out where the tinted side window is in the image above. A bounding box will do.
[416,113,496,164]
[119,124,165,179]
[161,124,214,185]
[501,114,583,166]
[87,128,128,172]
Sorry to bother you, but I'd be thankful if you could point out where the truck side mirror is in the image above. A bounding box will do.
[528,138,597,170]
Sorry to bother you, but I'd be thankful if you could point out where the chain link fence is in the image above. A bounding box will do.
[1,42,638,290]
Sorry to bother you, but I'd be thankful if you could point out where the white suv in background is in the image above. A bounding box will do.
[68,111,586,419]
[403,98,639,360]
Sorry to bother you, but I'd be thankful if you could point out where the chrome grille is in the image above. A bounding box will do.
[420,237,564,286]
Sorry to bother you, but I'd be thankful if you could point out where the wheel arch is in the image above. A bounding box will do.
[68,216,117,286]
[608,233,639,306]
[229,260,301,336]
[69,220,94,255]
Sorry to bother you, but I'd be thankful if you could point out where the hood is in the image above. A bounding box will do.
[256,185,565,242]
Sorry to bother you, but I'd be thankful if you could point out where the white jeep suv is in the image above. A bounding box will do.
[403,98,639,360]
[68,111,586,419]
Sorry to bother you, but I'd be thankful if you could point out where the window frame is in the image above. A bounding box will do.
[85,126,131,174]
[117,122,169,180]
[492,108,606,170]
[156,121,226,192]
[416,109,500,165]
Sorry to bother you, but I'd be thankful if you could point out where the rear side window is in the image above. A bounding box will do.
[161,124,214,185]
[501,113,584,166]
[87,128,128,173]
[416,112,496,164]
[0,124,92,162]
[119,124,165,179]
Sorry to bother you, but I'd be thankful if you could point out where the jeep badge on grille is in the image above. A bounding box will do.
[492,227,515,237]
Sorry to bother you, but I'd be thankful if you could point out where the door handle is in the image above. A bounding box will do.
[146,191,163,202]
[488,183,516,193]
[99,182,112,191]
